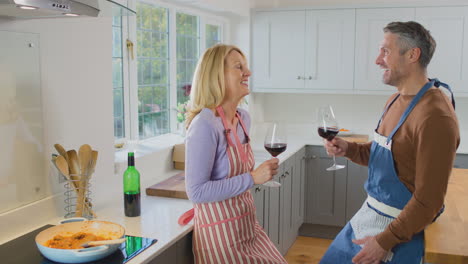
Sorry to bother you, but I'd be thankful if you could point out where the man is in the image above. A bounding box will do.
[320,21,460,264]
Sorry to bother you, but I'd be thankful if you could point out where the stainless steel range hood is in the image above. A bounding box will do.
[0,0,136,19]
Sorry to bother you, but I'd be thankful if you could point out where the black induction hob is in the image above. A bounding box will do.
[0,225,157,264]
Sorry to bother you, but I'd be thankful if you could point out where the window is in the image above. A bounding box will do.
[136,3,170,139]
[112,15,125,140]
[206,23,221,48]
[176,12,199,105]
[112,2,225,142]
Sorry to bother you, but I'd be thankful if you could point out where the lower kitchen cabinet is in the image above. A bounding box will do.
[251,184,269,230]
[252,149,306,256]
[455,154,468,169]
[266,162,283,251]
[280,158,294,255]
[305,146,347,227]
[305,146,368,227]
[148,232,194,264]
[293,147,306,232]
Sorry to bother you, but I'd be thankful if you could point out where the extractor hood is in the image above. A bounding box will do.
[0,0,136,19]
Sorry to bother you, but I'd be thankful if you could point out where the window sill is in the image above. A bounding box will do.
[114,133,185,164]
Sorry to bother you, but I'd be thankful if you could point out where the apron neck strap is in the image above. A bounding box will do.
[432,78,456,109]
[376,94,400,131]
[215,106,249,162]
[386,79,435,142]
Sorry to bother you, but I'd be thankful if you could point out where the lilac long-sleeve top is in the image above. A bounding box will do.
[185,107,254,203]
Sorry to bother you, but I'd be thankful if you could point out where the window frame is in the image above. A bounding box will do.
[114,0,227,143]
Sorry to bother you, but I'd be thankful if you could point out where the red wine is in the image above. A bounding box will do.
[124,192,141,217]
[318,127,339,141]
[264,143,287,157]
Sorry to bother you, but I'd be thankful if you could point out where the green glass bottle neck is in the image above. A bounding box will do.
[128,154,135,167]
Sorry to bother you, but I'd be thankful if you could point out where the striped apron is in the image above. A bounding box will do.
[180,106,286,264]
[320,79,453,264]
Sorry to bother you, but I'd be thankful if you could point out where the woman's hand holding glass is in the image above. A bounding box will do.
[251,158,279,185]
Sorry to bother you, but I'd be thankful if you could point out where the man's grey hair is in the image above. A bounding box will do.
[384,21,436,69]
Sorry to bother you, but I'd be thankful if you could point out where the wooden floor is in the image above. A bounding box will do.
[284,236,333,264]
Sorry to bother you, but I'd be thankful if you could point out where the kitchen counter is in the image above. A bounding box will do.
[0,194,194,264]
[425,168,468,264]
[4,128,463,264]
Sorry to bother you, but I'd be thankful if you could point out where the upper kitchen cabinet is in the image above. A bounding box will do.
[252,9,355,93]
[354,8,415,94]
[415,6,468,95]
[304,9,355,93]
[252,11,306,91]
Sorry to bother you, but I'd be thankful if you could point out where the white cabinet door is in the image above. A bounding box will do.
[305,9,355,92]
[354,8,415,93]
[252,11,305,91]
[415,7,468,95]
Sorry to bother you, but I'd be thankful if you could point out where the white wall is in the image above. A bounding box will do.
[0,0,251,240]
[0,17,116,235]
[253,0,467,8]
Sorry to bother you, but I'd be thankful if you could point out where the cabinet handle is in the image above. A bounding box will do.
[255,187,261,193]
[285,171,290,176]
[297,76,302,80]
[126,39,134,60]
[308,76,313,80]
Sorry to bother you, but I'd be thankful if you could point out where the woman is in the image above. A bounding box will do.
[178,44,286,263]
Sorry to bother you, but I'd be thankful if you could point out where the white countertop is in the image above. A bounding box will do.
[95,195,193,264]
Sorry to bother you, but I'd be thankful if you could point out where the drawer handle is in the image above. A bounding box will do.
[297,75,302,80]
[284,171,290,176]
[255,187,261,192]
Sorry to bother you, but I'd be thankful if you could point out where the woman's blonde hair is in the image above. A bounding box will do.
[185,44,246,128]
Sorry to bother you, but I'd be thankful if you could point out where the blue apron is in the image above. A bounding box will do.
[320,79,454,264]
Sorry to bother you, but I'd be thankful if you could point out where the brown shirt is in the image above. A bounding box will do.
[346,87,460,251]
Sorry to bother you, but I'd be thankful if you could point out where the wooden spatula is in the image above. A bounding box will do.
[81,238,126,248]
[77,144,92,217]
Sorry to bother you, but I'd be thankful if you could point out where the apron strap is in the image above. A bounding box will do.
[216,106,235,148]
[433,78,456,109]
[386,79,435,142]
[215,106,248,163]
[236,111,251,143]
[376,94,401,131]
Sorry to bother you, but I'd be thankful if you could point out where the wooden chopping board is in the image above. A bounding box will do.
[340,134,369,143]
[146,172,188,199]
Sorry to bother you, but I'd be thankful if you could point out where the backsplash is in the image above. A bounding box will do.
[250,93,467,151]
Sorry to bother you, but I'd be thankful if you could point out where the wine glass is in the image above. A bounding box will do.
[317,105,345,171]
[263,123,287,188]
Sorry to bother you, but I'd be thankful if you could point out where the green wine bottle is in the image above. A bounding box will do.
[123,152,141,217]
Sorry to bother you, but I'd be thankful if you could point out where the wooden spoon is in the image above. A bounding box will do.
[77,144,93,217]
[78,144,92,177]
[89,150,98,175]
[81,238,126,248]
[55,155,70,180]
[66,150,81,180]
[54,144,68,162]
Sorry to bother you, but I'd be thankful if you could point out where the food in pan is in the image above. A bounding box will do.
[45,232,110,249]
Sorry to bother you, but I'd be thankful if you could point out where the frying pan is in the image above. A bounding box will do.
[35,218,125,263]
